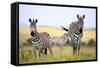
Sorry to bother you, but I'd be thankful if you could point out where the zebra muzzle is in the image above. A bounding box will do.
[31,31,35,36]
[79,28,83,33]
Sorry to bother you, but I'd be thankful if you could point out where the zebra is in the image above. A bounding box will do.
[29,18,53,57]
[52,33,69,49]
[61,14,85,55]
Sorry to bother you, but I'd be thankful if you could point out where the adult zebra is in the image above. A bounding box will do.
[61,14,85,55]
[29,18,53,57]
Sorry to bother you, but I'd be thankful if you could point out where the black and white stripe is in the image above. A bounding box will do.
[29,18,53,57]
[73,28,82,39]
[61,14,85,55]
[30,31,53,57]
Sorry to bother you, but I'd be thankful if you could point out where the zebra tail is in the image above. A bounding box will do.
[61,26,68,31]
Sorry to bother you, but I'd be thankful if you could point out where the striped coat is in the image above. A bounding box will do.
[29,18,53,57]
[52,33,69,49]
[62,14,85,55]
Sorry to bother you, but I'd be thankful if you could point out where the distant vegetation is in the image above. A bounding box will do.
[87,39,96,46]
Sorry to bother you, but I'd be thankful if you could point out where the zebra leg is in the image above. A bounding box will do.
[73,45,76,54]
[40,48,47,55]
[33,48,37,58]
[77,45,80,55]
[74,42,78,54]
[38,48,43,57]
[77,42,81,55]
[48,47,52,55]
[75,42,78,54]
[77,39,81,55]
[44,48,47,55]
[72,43,76,54]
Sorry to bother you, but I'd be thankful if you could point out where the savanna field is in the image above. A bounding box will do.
[19,26,96,64]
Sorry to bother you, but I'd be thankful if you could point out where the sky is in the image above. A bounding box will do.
[19,4,96,29]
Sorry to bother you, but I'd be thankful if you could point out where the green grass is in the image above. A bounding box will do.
[19,46,96,64]
[19,27,96,64]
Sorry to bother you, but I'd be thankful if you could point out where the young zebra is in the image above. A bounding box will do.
[29,18,53,57]
[61,14,85,55]
[52,33,69,49]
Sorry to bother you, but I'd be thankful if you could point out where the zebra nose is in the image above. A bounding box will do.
[79,28,83,33]
[31,31,35,36]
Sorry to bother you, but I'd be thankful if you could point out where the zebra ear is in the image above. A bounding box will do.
[29,18,32,23]
[83,15,85,19]
[35,19,38,23]
[77,14,79,19]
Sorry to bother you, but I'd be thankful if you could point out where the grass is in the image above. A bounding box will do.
[19,46,96,64]
[19,26,96,64]
[82,30,96,43]
[19,27,96,42]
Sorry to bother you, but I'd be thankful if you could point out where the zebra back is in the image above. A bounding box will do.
[31,32,53,49]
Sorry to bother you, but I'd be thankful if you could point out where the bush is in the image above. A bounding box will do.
[81,41,86,46]
[22,38,33,47]
[26,38,33,45]
[87,39,96,46]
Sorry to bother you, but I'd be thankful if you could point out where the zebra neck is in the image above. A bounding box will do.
[31,33,40,43]
[32,33,38,39]
[75,28,82,35]
[73,28,81,39]
[74,32,80,39]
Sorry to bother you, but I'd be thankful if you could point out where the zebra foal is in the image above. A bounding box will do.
[52,33,69,49]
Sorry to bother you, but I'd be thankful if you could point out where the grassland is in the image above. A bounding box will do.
[19,26,96,64]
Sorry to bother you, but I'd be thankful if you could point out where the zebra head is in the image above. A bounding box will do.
[62,33,69,42]
[29,18,38,36]
[76,14,85,33]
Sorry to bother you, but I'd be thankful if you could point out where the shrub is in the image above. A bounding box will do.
[81,41,86,46]
[87,39,96,46]
[22,38,33,47]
